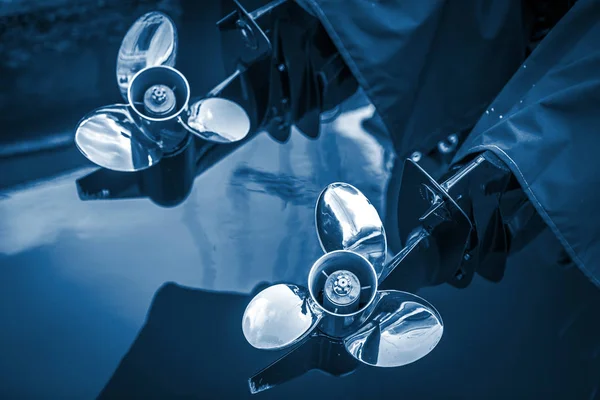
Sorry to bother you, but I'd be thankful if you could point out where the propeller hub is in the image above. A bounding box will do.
[143,84,176,116]
[328,270,359,298]
[309,250,378,323]
[324,270,361,314]
[333,275,351,296]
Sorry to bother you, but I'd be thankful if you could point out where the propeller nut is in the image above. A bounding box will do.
[143,84,176,117]
[332,273,353,296]
[324,270,361,313]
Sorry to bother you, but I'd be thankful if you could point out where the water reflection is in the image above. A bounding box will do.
[230,166,319,207]
[0,89,391,313]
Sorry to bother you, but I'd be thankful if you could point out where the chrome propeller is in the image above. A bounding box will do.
[243,182,443,370]
[75,11,251,172]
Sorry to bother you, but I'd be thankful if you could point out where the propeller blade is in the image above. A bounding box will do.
[117,12,178,100]
[315,183,387,272]
[343,290,443,367]
[75,105,162,172]
[242,284,323,350]
[181,97,251,143]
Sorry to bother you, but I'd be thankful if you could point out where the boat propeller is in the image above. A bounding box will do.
[242,182,444,392]
[74,11,251,172]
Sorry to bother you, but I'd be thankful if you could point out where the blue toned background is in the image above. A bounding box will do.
[1,1,599,399]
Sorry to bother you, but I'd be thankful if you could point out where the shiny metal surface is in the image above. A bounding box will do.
[379,228,429,283]
[242,284,323,350]
[182,97,251,143]
[344,290,443,367]
[308,250,379,338]
[128,66,190,123]
[250,0,288,19]
[116,12,178,101]
[74,104,162,172]
[127,65,191,152]
[143,84,177,116]
[308,250,378,318]
[323,270,361,312]
[315,183,387,272]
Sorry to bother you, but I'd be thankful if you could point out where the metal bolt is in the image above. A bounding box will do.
[438,133,459,154]
[332,274,353,296]
[236,19,258,50]
[410,151,422,163]
[150,86,167,104]
[323,270,361,313]
[143,84,176,116]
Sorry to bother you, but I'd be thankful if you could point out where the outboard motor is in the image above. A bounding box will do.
[240,146,548,393]
[74,0,357,207]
